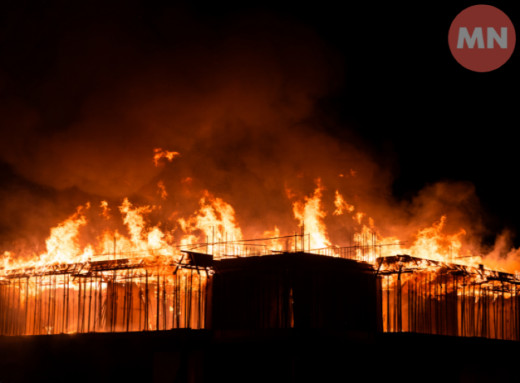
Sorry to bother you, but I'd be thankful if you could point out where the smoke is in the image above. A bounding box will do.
[1,6,339,196]
[0,4,349,246]
[0,3,516,269]
[484,231,520,272]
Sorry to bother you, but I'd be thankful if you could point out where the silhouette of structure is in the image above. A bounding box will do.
[2,239,520,382]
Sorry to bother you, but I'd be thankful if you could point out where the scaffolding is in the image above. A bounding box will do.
[0,236,380,336]
[3,236,520,342]
[377,255,520,341]
[0,234,313,336]
[0,253,211,336]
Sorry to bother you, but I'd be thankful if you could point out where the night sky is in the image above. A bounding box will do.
[0,1,519,249]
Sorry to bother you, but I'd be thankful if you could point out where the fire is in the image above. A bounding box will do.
[326,189,472,265]
[153,148,180,166]
[292,179,330,250]
[116,198,175,258]
[100,200,111,218]
[1,251,14,271]
[178,190,243,256]
[333,190,355,216]
[38,204,93,266]
[263,226,284,252]
[0,178,504,272]
[399,215,471,264]
[0,146,517,280]
[119,198,151,246]
[1,158,520,341]
[157,180,168,200]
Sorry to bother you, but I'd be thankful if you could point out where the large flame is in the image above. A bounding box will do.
[177,190,243,256]
[0,149,517,274]
[292,179,330,250]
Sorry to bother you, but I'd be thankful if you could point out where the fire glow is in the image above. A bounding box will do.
[1,148,520,339]
[0,153,483,271]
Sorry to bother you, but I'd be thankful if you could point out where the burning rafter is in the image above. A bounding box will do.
[376,254,520,285]
[378,254,520,340]
[0,253,211,336]
[3,239,520,341]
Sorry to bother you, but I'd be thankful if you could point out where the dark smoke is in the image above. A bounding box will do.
[0,2,494,259]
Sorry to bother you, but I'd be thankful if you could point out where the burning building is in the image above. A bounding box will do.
[2,232,520,341]
[2,192,520,383]
[0,237,379,336]
[379,255,520,339]
[0,2,517,382]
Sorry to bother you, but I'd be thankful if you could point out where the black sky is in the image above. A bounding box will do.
[0,0,519,247]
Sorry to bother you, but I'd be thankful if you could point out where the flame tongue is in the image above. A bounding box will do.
[153,148,180,167]
[0,160,514,274]
[39,204,90,266]
[178,191,243,257]
[292,180,330,250]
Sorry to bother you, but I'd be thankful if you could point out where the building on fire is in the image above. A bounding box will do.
[1,236,520,382]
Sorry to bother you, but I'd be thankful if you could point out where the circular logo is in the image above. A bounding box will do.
[448,4,516,72]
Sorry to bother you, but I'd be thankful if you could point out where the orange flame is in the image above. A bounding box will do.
[178,191,243,256]
[333,190,355,216]
[153,148,180,167]
[157,180,168,200]
[0,174,515,274]
[292,179,330,249]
